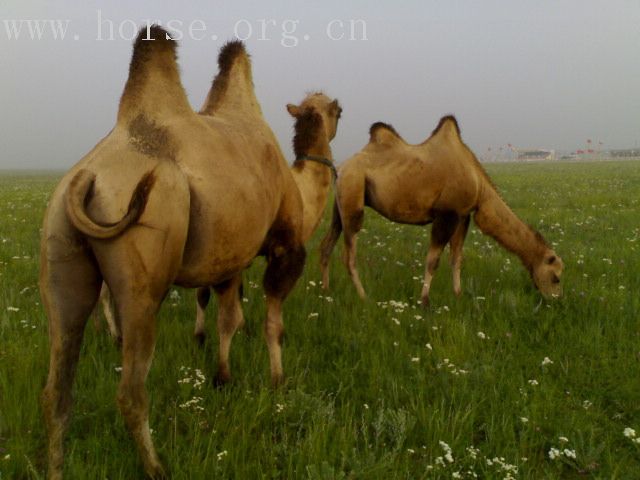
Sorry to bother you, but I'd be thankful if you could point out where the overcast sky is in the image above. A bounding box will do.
[1,0,639,169]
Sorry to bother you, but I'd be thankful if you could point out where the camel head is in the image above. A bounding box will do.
[287,92,342,145]
[532,249,564,298]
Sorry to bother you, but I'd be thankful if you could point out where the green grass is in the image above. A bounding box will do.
[1,161,639,479]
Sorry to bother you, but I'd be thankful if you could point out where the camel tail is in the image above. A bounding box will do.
[65,169,156,239]
[319,200,343,288]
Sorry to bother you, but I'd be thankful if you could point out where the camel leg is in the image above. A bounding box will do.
[41,249,101,480]
[263,246,306,386]
[115,289,167,479]
[211,275,243,385]
[193,286,211,345]
[99,283,121,341]
[343,229,366,299]
[449,215,471,297]
[319,201,342,290]
[420,212,458,307]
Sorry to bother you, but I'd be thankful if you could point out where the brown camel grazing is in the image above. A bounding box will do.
[97,93,342,343]
[319,116,564,305]
[40,27,306,479]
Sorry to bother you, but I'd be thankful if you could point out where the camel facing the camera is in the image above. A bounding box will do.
[319,117,564,305]
[40,27,306,479]
[193,92,341,341]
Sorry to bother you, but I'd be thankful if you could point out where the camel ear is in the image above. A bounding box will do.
[546,255,557,265]
[286,104,301,117]
[330,99,342,118]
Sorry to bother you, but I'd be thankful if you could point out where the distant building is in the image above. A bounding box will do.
[609,148,640,158]
[515,149,556,161]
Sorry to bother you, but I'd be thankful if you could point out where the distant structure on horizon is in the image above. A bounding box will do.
[609,148,640,158]
[514,148,556,161]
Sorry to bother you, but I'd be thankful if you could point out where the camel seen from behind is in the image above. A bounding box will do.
[319,116,564,305]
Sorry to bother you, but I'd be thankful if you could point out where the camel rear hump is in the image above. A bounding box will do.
[117,25,191,123]
[430,115,461,141]
[200,40,262,116]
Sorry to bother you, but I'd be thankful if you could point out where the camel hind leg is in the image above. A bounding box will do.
[41,245,102,480]
[319,201,343,290]
[336,173,366,298]
[449,215,470,297]
[420,211,459,307]
[343,221,366,299]
[114,287,167,479]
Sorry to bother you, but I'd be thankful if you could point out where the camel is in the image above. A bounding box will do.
[192,92,341,341]
[96,92,342,343]
[40,27,306,479]
[319,116,564,305]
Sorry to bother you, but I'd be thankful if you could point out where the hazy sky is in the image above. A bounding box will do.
[1,0,639,169]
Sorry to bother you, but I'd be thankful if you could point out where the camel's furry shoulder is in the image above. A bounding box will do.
[368,122,404,146]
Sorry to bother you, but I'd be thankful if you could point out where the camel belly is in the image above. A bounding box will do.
[175,179,278,287]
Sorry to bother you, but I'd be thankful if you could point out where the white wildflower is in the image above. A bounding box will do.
[528,379,539,386]
[624,427,637,438]
[548,447,560,460]
[541,357,553,366]
[558,436,569,443]
[7,306,19,312]
[477,331,486,340]
[563,449,576,459]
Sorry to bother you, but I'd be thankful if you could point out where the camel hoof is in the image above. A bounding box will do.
[420,296,430,309]
[145,462,168,480]
[214,371,231,388]
[271,374,285,388]
[194,332,206,347]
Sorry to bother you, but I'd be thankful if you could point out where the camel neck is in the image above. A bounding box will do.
[474,183,547,270]
[292,143,334,243]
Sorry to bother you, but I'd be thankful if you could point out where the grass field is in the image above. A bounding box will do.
[1,160,639,479]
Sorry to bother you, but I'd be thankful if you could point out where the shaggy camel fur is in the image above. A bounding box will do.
[319,116,564,305]
[40,27,306,479]
[192,92,342,341]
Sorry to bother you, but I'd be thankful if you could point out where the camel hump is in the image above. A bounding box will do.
[431,115,461,139]
[118,25,191,122]
[200,40,262,115]
[369,122,402,146]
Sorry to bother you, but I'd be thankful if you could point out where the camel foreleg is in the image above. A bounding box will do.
[263,245,306,386]
[212,276,244,385]
[319,201,343,290]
